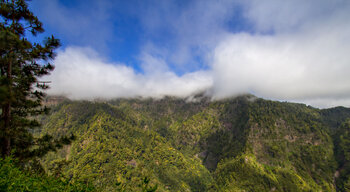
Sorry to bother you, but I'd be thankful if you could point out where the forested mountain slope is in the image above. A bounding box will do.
[39,95,350,191]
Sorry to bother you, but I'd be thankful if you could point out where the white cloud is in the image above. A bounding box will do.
[44,47,212,100]
[211,0,350,108]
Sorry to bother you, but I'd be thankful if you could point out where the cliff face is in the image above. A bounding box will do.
[39,96,350,191]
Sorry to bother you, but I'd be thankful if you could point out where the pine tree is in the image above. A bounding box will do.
[0,0,72,161]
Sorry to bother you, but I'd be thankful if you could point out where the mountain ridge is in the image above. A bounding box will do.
[39,95,350,191]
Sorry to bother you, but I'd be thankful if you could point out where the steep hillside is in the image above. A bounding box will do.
[39,96,350,191]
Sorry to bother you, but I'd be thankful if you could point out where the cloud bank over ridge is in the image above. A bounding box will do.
[43,0,350,108]
[46,47,212,100]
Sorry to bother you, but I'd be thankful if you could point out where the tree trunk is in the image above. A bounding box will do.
[2,57,12,156]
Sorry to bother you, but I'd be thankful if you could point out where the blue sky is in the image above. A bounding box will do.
[29,0,256,74]
[28,0,350,108]
[29,0,144,70]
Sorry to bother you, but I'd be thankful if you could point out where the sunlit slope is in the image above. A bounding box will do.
[40,96,350,191]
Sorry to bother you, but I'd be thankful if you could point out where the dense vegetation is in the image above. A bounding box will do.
[37,95,350,191]
[0,157,95,192]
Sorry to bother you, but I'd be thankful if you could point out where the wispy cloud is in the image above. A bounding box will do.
[30,0,115,52]
[134,0,239,72]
